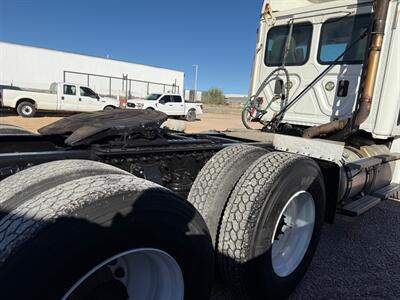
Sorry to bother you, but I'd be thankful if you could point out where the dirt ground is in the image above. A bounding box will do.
[0,112,246,133]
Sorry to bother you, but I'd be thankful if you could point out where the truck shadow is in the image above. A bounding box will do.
[211,200,400,300]
[0,108,76,118]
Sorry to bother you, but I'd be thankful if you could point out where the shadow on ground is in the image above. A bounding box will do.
[212,199,400,299]
[0,108,73,118]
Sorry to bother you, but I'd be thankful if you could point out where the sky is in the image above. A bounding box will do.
[0,0,263,94]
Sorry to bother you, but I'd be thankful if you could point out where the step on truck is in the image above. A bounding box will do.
[0,0,399,299]
[0,82,120,117]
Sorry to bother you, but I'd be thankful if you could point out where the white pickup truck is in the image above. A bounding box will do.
[127,93,203,121]
[0,82,120,117]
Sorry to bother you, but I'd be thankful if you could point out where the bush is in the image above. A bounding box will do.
[202,88,226,105]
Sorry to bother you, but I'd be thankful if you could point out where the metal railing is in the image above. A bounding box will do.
[63,70,180,99]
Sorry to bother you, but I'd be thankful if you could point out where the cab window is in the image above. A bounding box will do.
[80,87,97,98]
[265,22,313,66]
[172,96,182,103]
[318,14,371,64]
[49,83,58,94]
[159,95,171,103]
[63,84,76,95]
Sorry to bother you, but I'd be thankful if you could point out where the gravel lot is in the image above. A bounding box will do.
[0,112,244,133]
[213,199,400,299]
[2,111,400,299]
[292,199,400,299]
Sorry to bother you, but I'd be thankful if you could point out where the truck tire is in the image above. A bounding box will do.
[104,105,116,111]
[0,123,34,135]
[188,145,268,247]
[186,109,197,122]
[218,152,326,299]
[0,174,214,300]
[0,160,129,220]
[16,101,37,117]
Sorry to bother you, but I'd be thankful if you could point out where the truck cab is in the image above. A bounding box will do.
[251,0,399,139]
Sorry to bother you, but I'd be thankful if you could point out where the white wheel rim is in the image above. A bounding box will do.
[271,191,315,277]
[23,106,33,115]
[63,248,184,300]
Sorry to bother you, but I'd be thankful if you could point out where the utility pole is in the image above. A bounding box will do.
[193,64,199,96]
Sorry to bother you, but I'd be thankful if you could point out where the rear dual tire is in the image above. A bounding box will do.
[189,147,326,299]
[0,160,214,300]
[0,160,129,220]
[218,152,326,299]
[188,144,269,247]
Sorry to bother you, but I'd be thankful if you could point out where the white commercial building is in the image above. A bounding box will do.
[0,41,184,98]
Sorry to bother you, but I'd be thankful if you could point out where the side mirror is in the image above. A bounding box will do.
[159,99,165,105]
[96,95,100,100]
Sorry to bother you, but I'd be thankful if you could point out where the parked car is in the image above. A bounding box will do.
[128,93,202,121]
[0,82,120,117]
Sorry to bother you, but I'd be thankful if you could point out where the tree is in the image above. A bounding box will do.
[202,87,226,105]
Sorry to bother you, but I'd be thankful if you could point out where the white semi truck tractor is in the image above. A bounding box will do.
[190,0,400,298]
[0,0,398,299]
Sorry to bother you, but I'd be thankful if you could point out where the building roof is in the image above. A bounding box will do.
[0,40,184,73]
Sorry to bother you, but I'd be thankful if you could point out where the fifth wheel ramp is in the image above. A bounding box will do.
[38,109,168,146]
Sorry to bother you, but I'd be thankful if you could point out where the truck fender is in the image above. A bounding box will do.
[15,98,37,109]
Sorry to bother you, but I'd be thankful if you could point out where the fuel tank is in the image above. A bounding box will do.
[339,144,394,202]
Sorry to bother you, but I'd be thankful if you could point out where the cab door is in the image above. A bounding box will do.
[79,86,101,111]
[314,12,372,121]
[157,95,173,114]
[255,2,373,126]
[59,84,79,111]
[169,95,185,116]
